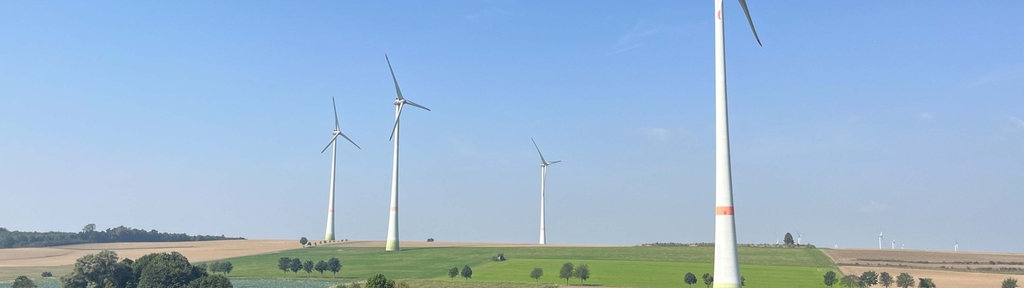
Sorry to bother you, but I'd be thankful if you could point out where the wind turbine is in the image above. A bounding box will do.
[320,97,361,241]
[796,232,802,245]
[531,138,561,245]
[891,239,896,250]
[712,0,762,287]
[384,54,430,252]
[878,232,884,249]
[954,240,959,252]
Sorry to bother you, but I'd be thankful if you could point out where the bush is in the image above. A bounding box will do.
[41,271,53,277]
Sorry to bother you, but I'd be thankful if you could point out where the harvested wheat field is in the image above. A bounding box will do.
[823,248,1024,287]
[0,240,296,278]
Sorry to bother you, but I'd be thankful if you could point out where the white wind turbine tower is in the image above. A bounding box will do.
[320,97,361,241]
[796,232,802,245]
[878,232,884,249]
[712,0,762,287]
[891,240,896,250]
[531,138,561,245]
[954,240,959,252]
[384,54,430,252]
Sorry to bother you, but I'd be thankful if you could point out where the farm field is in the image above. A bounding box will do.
[0,240,296,279]
[224,242,835,288]
[822,248,1024,287]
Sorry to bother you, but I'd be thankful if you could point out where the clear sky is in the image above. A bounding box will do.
[2,1,1022,252]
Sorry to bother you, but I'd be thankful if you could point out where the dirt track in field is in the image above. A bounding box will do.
[822,248,1024,287]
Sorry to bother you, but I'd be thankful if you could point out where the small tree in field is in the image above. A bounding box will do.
[12,276,36,288]
[461,265,473,279]
[315,260,327,275]
[824,271,838,287]
[685,272,698,287]
[861,271,879,287]
[841,275,862,288]
[303,260,314,276]
[702,273,714,288]
[1004,278,1019,288]
[365,273,395,288]
[328,257,342,277]
[290,258,302,273]
[574,264,590,283]
[896,273,915,288]
[300,237,309,247]
[448,267,459,280]
[560,262,574,285]
[784,232,795,245]
[530,268,543,282]
[278,257,291,274]
[917,278,934,288]
[879,272,893,288]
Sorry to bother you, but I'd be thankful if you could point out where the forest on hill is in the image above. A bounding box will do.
[0,224,243,248]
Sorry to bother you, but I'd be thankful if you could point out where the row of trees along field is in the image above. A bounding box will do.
[0,224,243,248]
[55,250,232,288]
[278,256,342,276]
[819,270,1021,288]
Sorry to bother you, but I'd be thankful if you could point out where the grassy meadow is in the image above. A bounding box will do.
[221,245,836,287]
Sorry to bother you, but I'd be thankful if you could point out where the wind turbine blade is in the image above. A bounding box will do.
[531,138,547,164]
[320,135,339,154]
[737,0,763,46]
[403,99,431,111]
[549,160,562,164]
[338,131,361,149]
[332,97,340,130]
[385,54,404,100]
[389,103,404,141]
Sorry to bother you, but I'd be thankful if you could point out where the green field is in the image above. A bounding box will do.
[221,246,836,288]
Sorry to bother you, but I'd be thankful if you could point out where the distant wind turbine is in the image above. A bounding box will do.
[712,0,762,287]
[796,232,802,245]
[878,232,884,249]
[954,240,959,252]
[384,54,430,252]
[320,97,361,241]
[531,138,561,245]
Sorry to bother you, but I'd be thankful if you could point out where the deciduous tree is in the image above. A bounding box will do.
[278,257,291,274]
[841,274,863,288]
[896,273,915,288]
[784,232,795,245]
[824,271,838,287]
[315,260,327,275]
[365,273,395,288]
[574,264,590,283]
[860,271,879,287]
[290,258,302,273]
[685,272,697,287]
[328,257,342,277]
[303,260,314,276]
[560,263,574,285]
[702,273,714,288]
[917,278,934,288]
[530,268,543,282]
[879,272,893,288]
[12,275,36,288]
[300,237,309,247]
[448,267,459,280]
[461,265,473,279]
[1004,278,1019,288]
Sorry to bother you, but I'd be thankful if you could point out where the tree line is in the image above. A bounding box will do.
[0,224,243,248]
[278,256,342,277]
[59,250,232,288]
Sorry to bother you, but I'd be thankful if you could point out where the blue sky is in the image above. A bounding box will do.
[1,1,1022,252]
